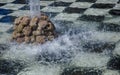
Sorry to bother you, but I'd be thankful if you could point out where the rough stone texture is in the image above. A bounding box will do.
[12,14,56,44]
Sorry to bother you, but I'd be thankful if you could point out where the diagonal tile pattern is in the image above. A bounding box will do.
[0,0,120,75]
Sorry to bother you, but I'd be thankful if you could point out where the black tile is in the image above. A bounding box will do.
[0,8,13,15]
[12,0,27,4]
[6,27,14,34]
[50,1,72,6]
[0,44,9,56]
[42,12,58,18]
[0,16,16,23]
[19,5,45,10]
[40,0,55,1]
[109,9,120,15]
[91,3,115,9]
[62,67,102,75]
[107,55,120,70]
[37,49,73,63]
[83,41,115,53]
[19,5,29,10]
[0,32,3,35]
[0,59,24,75]
[0,44,9,51]
[79,15,104,22]
[0,3,6,7]
[118,0,120,3]
[40,6,45,10]
[63,7,86,13]
[54,20,73,34]
[76,0,97,3]
[98,23,120,32]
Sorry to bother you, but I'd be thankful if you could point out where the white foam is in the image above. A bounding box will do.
[17,64,61,75]
[2,44,40,63]
[71,52,110,68]
[91,31,120,42]
[2,29,111,69]
[0,23,12,43]
[2,30,92,61]
[113,42,120,56]
[103,70,120,75]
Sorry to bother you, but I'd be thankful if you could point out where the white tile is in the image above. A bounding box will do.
[96,0,119,4]
[70,2,93,8]
[0,15,4,19]
[0,33,11,43]
[56,0,76,2]
[17,65,61,75]
[91,31,120,42]
[71,53,110,68]
[41,6,65,13]
[84,8,110,16]
[0,0,15,3]
[0,23,13,43]
[8,10,30,17]
[113,42,120,56]
[103,70,120,75]
[54,13,80,21]
[0,23,13,32]
[40,1,54,6]
[0,3,25,10]
[103,17,120,25]
[73,20,100,30]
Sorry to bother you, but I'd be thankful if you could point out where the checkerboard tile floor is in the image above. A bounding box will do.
[0,0,119,24]
[0,0,120,75]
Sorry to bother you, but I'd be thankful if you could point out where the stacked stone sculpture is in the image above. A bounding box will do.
[12,14,56,44]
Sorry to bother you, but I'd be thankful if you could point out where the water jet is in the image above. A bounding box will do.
[29,0,40,18]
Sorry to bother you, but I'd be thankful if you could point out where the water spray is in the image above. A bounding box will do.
[29,0,41,18]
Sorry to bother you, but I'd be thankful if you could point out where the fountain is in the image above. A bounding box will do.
[11,0,57,44]
[0,0,120,75]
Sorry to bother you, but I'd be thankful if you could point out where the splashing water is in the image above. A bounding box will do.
[1,21,114,75]
[0,0,119,75]
[29,0,40,18]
